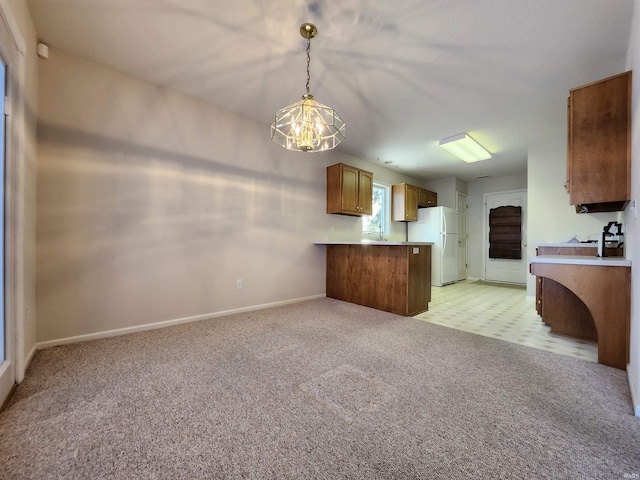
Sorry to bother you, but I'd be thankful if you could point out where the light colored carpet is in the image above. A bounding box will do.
[1,298,638,479]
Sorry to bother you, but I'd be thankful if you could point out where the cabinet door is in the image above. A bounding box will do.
[405,185,419,221]
[568,72,630,210]
[358,170,373,215]
[339,165,361,214]
[425,190,437,208]
[418,188,428,207]
[392,183,419,221]
[407,244,431,316]
[326,163,373,216]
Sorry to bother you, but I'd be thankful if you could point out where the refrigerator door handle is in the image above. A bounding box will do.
[442,232,446,253]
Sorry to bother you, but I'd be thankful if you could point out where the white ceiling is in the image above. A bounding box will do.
[26,0,634,182]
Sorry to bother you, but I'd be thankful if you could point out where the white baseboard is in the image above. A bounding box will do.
[467,276,481,282]
[628,365,640,417]
[17,344,38,383]
[36,294,326,350]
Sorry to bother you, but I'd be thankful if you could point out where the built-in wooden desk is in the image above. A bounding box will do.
[530,255,631,370]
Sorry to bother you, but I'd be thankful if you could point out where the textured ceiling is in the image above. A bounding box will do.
[27,0,634,181]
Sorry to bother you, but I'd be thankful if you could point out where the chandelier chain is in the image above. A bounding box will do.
[305,36,311,94]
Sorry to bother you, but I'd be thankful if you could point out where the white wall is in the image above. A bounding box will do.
[526,141,621,295]
[35,48,424,344]
[466,173,527,279]
[624,0,640,417]
[424,177,468,209]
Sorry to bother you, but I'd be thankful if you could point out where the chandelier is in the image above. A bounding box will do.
[271,23,345,152]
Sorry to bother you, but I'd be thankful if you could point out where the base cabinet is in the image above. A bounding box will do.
[326,244,432,316]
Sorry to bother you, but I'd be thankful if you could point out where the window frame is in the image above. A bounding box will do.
[362,182,390,238]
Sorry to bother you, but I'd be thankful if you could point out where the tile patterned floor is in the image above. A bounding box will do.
[414,280,598,363]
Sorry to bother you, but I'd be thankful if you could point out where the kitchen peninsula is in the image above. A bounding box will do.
[315,242,433,316]
[530,255,631,369]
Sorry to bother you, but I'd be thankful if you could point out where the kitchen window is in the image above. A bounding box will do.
[362,183,389,238]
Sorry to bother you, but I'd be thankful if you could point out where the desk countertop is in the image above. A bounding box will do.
[530,255,631,267]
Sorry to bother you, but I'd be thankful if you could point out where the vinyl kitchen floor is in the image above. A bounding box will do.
[414,280,598,363]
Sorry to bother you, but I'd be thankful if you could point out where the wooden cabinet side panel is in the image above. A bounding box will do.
[392,184,406,221]
[408,245,431,315]
[536,276,543,317]
[326,164,342,214]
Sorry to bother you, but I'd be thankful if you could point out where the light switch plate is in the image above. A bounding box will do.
[413,247,419,254]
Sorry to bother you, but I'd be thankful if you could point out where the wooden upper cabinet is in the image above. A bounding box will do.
[392,184,437,222]
[567,71,631,213]
[419,189,437,208]
[392,183,419,221]
[326,163,373,216]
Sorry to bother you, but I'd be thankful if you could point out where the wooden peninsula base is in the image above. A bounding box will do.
[530,256,631,370]
[323,243,432,316]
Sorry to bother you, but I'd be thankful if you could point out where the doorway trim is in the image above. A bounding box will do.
[482,188,527,284]
[0,0,27,407]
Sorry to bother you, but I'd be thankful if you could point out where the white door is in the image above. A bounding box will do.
[457,192,468,281]
[484,189,527,284]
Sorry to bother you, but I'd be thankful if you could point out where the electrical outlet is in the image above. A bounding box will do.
[236,279,243,290]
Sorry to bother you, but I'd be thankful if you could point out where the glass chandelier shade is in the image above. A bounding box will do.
[271,23,345,153]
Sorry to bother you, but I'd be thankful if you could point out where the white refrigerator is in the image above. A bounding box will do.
[408,206,459,286]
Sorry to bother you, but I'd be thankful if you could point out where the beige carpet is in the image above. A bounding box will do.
[1,298,638,479]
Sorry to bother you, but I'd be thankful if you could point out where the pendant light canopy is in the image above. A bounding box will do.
[271,23,345,153]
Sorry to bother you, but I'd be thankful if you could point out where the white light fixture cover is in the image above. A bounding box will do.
[439,133,492,163]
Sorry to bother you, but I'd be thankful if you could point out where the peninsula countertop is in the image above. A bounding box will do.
[314,241,434,246]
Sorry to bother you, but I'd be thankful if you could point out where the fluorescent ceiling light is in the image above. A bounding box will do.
[439,133,492,163]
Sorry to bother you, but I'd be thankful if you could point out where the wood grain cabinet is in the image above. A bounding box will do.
[326,244,432,316]
[392,184,437,222]
[566,71,631,213]
[419,189,437,208]
[535,245,600,341]
[392,183,419,221]
[326,163,373,216]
